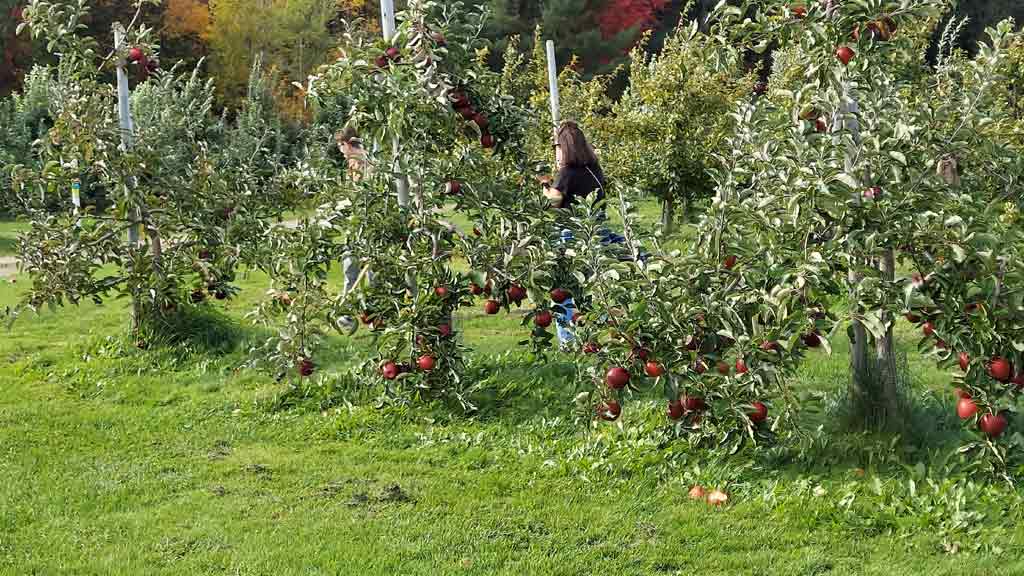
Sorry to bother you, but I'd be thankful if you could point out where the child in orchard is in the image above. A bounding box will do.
[335,125,372,332]
[541,121,612,346]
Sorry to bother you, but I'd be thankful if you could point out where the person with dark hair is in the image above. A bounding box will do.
[542,121,606,210]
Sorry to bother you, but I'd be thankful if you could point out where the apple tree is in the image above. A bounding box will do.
[7,0,291,341]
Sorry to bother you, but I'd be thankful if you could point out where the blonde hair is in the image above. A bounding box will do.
[555,121,599,168]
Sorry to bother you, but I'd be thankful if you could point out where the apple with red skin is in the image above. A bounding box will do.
[507,284,526,304]
[716,361,730,376]
[534,311,553,328]
[572,311,583,325]
[957,396,978,419]
[748,401,768,423]
[989,357,1012,382]
[375,55,390,69]
[957,352,970,372]
[480,133,495,149]
[606,367,630,390]
[298,358,315,377]
[450,90,470,108]
[459,106,476,120]
[417,355,436,372]
[682,396,706,412]
[935,340,947,350]
[645,362,664,378]
[760,340,779,352]
[472,113,489,130]
[905,312,921,323]
[483,282,493,295]
[483,300,500,315]
[954,387,971,399]
[815,118,828,133]
[469,282,483,296]
[583,342,600,355]
[434,286,449,299]
[802,332,821,348]
[863,186,882,200]
[735,359,750,374]
[381,361,400,380]
[633,348,650,361]
[979,412,1008,438]
[472,227,482,237]
[1012,372,1024,388]
[360,312,372,325]
[835,46,855,65]
[598,400,621,421]
[128,47,144,63]
[446,180,461,195]
[723,255,738,270]
[922,322,935,337]
[385,47,400,60]
[667,400,684,420]
[692,360,707,374]
[550,288,570,304]
[685,336,700,351]
[791,5,806,18]
[438,324,452,338]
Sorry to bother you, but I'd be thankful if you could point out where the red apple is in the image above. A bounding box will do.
[360,312,372,325]
[1012,372,1024,388]
[692,360,707,374]
[634,348,651,361]
[385,47,401,60]
[438,324,452,338]
[583,342,600,355]
[863,186,882,200]
[434,286,449,299]
[989,357,1012,382]
[979,412,1008,438]
[417,355,436,372]
[815,118,828,133]
[645,362,664,378]
[472,113,489,130]
[459,106,476,120]
[483,300,500,315]
[922,322,935,337]
[598,400,621,421]
[802,332,821,348]
[682,396,706,412]
[450,91,470,108]
[668,400,684,420]
[716,361,730,376]
[748,401,768,423]
[735,359,749,374]
[957,396,978,419]
[958,352,970,372]
[469,282,483,296]
[128,47,144,63]
[480,133,495,149]
[534,310,553,328]
[905,312,921,323]
[507,284,526,303]
[835,46,855,65]
[954,387,971,399]
[381,361,400,380]
[760,340,779,352]
[550,288,570,304]
[791,5,806,18]
[375,54,389,69]
[606,367,630,390]
[298,358,315,377]
[446,180,461,195]
[572,311,584,325]
[723,255,738,270]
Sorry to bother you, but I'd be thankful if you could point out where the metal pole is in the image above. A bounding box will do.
[114,25,141,246]
[546,40,560,135]
[379,0,410,207]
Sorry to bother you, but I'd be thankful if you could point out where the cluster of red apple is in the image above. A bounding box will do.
[375,284,461,381]
[375,47,402,69]
[449,89,495,149]
[906,286,1018,438]
[127,46,158,76]
[788,4,897,70]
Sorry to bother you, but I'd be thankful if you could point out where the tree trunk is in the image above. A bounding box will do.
[661,195,675,235]
[847,265,875,427]
[874,247,900,427]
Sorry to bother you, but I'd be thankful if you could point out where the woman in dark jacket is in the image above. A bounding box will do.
[543,121,606,210]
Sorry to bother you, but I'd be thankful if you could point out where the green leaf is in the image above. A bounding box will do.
[888,151,907,166]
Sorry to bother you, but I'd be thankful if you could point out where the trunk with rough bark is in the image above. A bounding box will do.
[661,195,675,235]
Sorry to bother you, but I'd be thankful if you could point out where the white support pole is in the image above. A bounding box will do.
[545,40,561,135]
[379,0,410,208]
[114,25,141,246]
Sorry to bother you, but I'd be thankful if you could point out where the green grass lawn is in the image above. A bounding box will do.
[2,208,1024,574]
[0,217,26,257]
